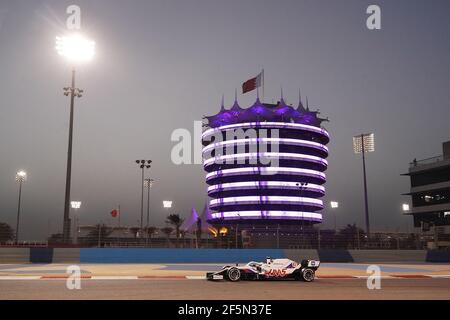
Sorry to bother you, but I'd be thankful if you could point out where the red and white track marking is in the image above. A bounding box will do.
[0,275,449,280]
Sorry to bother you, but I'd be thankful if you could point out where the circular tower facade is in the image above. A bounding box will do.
[202,97,329,230]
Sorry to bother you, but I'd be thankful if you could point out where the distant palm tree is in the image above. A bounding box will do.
[0,222,14,242]
[166,214,184,247]
[160,226,173,247]
[145,226,157,238]
[144,226,158,247]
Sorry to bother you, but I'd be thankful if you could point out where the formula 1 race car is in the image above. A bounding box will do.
[206,257,320,282]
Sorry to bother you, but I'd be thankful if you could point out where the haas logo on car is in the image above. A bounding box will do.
[265,269,287,277]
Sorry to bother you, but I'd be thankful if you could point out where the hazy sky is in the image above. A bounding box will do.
[0,0,449,240]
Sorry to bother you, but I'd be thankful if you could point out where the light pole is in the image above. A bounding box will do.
[144,178,155,228]
[71,201,81,244]
[353,133,374,237]
[15,171,27,243]
[136,160,152,230]
[402,203,412,248]
[163,200,173,244]
[330,201,339,232]
[56,34,95,243]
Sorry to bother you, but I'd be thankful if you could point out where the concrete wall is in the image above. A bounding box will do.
[53,248,80,263]
[0,248,29,263]
[426,250,450,263]
[1,248,448,263]
[349,250,428,263]
[29,248,53,263]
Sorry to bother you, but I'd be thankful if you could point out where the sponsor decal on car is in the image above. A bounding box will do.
[265,269,287,277]
[308,260,319,267]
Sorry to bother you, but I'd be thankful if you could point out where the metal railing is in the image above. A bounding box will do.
[0,241,49,247]
[410,155,445,168]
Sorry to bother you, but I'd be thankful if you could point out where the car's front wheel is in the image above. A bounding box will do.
[301,268,315,282]
[227,267,241,282]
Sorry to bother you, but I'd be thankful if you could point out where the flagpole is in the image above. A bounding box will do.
[118,204,121,228]
[262,68,265,103]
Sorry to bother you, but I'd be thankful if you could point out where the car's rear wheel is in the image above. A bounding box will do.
[227,267,241,282]
[301,268,315,282]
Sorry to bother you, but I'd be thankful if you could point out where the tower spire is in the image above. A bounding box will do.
[279,86,286,105]
[231,88,242,111]
[306,96,310,111]
[297,89,306,112]
[220,94,225,110]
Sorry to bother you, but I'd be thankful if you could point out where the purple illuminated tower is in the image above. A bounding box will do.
[202,95,329,247]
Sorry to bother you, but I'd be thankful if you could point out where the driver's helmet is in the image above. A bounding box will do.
[266,257,273,264]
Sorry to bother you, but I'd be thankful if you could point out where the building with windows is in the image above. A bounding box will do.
[403,141,450,248]
[202,96,329,248]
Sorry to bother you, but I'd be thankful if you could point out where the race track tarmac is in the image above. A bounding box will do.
[1,278,449,300]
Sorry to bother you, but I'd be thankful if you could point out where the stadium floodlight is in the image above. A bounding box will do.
[163,201,173,208]
[56,34,95,243]
[330,201,339,232]
[402,203,410,212]
[16,170,27,182]
[353,133,375,237]
[353,133,374,154]
[56,34,95,63]
[143,179,154,188]
[15,170,27,243]
[71,201,82,209]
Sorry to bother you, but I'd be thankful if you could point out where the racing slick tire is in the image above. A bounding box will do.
[226,267,241,282]
[301,268,315,282]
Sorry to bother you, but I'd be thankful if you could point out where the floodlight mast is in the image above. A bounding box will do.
[62,68,76,243]
[70,201,82,244]
[136,160,152,230]
[144,178,155,228]
[15,171,27,243]
[361,134,370,237]
[353,133,374,238]
[56,34,95,243]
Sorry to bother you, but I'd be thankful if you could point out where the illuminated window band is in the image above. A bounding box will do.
[210,211,323,221]
[209,196,324,208]
[206,167,326,181]
[207,181,325,194]
[202,138,328,155]
[203,152,328,167]
[202,122,330,140]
